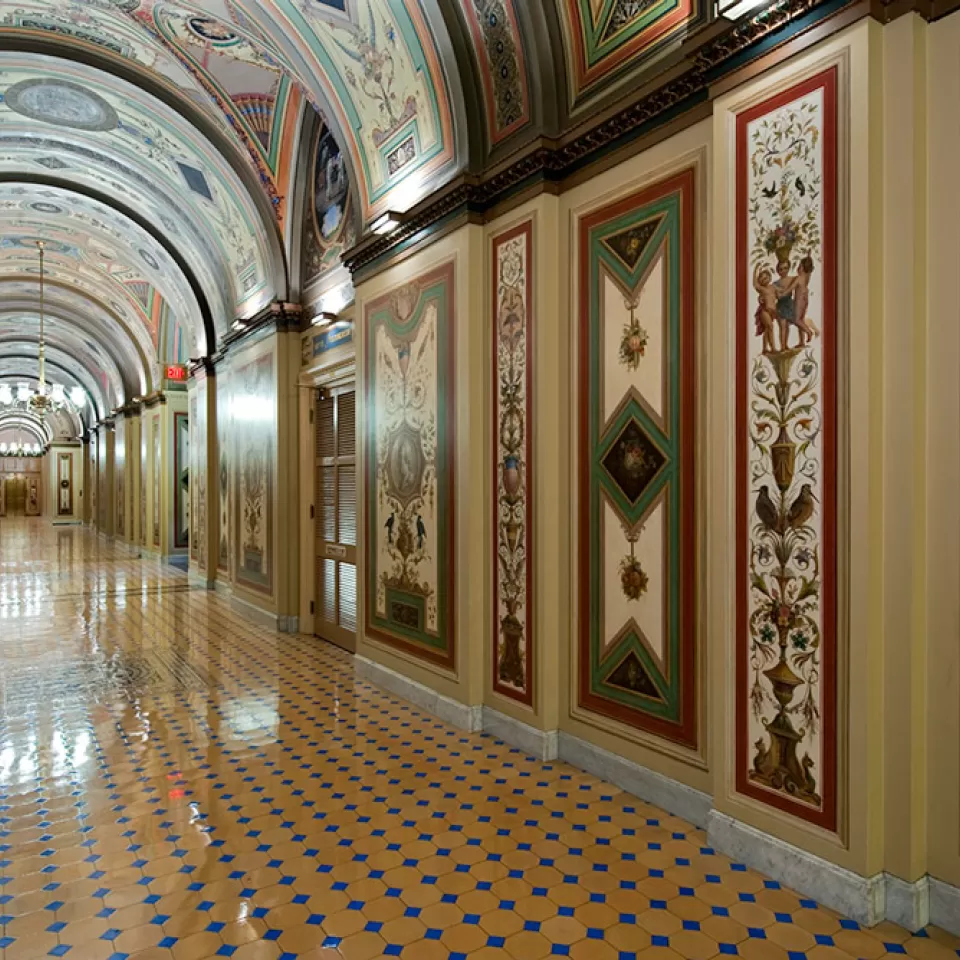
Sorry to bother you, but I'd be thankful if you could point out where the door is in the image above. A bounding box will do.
[315,388,357,651]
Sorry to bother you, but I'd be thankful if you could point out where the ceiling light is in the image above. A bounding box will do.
[0,385,11,405]
[70,387,85,407]
[716,0,767,18]
[17,383,32,403]
[0,443,6,454]
[370,211,403,236]
[51,384,65,404]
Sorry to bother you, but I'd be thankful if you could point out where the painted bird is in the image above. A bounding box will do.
[755,485,780,532]
[762,182,777,198]
[795,177,805,196]
[786,484,817,529]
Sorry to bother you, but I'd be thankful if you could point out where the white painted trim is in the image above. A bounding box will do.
[354,656,483,731]
[558,732,713,829]
[930,876,960,936]
[708,811,885,926]
[482,707,559,760]
[884,875,929,932]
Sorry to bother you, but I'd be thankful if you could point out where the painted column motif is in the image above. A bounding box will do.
[492,223,534,704]
[365,264,456,668]
[152,415,161,548]
[736,68,838,830]
[57,452,73,517]
[174,411,190,550]
[578,168,698,748]
[235,351,275,595]
[193,382,208,569]
[218,372,231,575]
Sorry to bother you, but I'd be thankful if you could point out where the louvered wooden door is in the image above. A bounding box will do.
[315,389,357,651]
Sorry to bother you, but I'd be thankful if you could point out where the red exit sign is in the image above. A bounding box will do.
[165,364,187,382]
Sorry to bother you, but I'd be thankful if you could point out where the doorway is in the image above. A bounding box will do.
[314,387,357,651]
[3,477,26,516]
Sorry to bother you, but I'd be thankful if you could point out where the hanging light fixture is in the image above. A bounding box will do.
[0,241,85,418]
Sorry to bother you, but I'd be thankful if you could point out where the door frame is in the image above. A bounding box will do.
[297,318,356,642]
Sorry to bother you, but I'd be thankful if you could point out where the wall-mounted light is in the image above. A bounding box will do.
[370,211,403,236]
[232,319,247,332]
[716,0,767,18]
[313,312,339,328]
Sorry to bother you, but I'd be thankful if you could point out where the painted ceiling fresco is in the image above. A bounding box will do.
[302,120,356,292]
[0,183,198,349]
[0,52,276,327]
[560,0,704,102]
[0,0,458,224]
[0,313,127,416]
[0,285,150,399]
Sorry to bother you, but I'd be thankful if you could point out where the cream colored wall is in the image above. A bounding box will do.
[96,424,115,538]
[47,444,83,524]
[924,9,960,893]
[125,415,140,547]
[354,224,487,709]
[162,392,189,558]
[557,121,712,793]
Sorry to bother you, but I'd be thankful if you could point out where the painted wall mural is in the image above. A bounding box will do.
[174,410,190,550]
[492,222,534,704]
[218,372,231,574]
[115,417,125,537]
[463,0,530,145]
[140,421,146,546]
[25,473,40,516]
[195,382,208,569]
[562,0,702,100]
[578,169,697,749]
[736,69,838,830]
[302,122,356,287]
[57,451,73,517]
[365,264,456,668]
[152,414,160,548]
[234,349,275,595]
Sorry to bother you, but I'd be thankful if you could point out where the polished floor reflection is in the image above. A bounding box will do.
[1,520,957,960]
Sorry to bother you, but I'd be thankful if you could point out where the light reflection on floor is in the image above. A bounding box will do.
[0,519,957,960]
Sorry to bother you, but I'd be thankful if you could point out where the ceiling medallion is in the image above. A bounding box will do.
[5,79,119,133]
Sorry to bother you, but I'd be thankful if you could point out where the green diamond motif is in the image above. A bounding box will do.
[600,417,666,505]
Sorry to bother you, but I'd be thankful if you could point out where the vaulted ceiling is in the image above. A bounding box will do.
[0,0,714,433]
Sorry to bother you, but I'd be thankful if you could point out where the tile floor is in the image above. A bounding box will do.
[0,519,957,960]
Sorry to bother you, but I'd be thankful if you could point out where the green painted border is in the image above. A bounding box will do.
[587,193,683,723]
[581,0,682,68]
[366,275,453,658]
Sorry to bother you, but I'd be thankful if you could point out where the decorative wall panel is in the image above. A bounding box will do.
[57,452,73,517]
[365,264,456,668]
[152,414,160,548]
[115,418,125,537]
[192,383,208,569]
[25,473,40,516]
[463,0,530,145]
[735,68,838,831]
[234,350,275,595]
[218,373,231,574]
[492,223,534,704]
[174,411,190,550]
[140,424,146,546]
[562,0,702,100]
[578,169,697,749]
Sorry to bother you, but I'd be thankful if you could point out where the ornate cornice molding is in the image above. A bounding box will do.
[344,0,853,277]
[217,300,303,356]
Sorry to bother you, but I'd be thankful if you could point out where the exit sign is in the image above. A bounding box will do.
[166,364,187,382]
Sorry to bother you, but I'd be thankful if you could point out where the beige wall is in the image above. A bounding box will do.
[354,225,486,708]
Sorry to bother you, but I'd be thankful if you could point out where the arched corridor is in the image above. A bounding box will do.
[0,517,953,960]
[0,0,959,950]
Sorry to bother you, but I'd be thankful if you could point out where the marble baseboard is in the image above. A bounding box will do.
[884,875,929,932]
[930,876,960,936]
[354,656,483,732]
[278,615,299,634]
[482,708,559,761]
[558,732,713,830]
[229,593,281,632]
[708,811,884,926]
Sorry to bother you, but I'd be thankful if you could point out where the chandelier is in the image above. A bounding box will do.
[0,439,42,458]
[0,241,86,415]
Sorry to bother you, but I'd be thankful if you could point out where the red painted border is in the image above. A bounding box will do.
[363,263,457,670]
[463,0,531,145]
[565,0,695,94]
[577,167,698,750]
[735,68,838,832]
[174,411,188,550]
[491,221,535,706]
